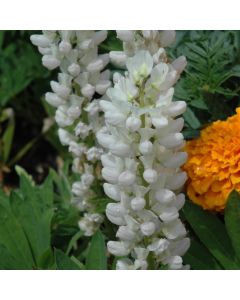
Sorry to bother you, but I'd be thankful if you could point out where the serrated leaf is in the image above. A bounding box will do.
[183,200,239,269]
[225,190,240,261]
[0,201,35,269]
[15,165,35,186]
[86,230,107,270]
[10,175,53,264]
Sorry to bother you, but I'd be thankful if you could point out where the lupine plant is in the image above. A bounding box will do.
[29,30,190,270]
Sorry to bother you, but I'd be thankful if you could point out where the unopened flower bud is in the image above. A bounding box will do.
[166,172,187,190]
[118,171,136,186]
[160,133,184,148]
[143,169,158,184]
[81,84,95,98]
[131,197,146,211]
[45,92,65,107]
[110,51,127,67]
[42,55,60,70]
[116,226,135,241]
[58,128,74,146]
[68,63,81,77]
[139,141,153,155]
[116,30,134,42]
[102,167,120,184]
[107,241,130,256]
[59,40,71,54]
[103,183,121,201]
[126,116,141,132]
[30,34,50,47]
[110,142,131,157]
[140,222,156,236]
[50,81,71,99]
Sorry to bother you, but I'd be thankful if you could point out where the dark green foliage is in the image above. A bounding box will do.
[171,31,240,136]
[0,31,49,108]
[0,168,84,269]
[86,230,107,270]
[225,190,240,261]
[183,191,240,269]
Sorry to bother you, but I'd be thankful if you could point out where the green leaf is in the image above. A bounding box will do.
[66,230,84,255]
[0,243,28,270]
[0,201,35,269]
[37,248,55,270]
[183,200,239,269]
[15,165,35,186]
[225,190,240,261]
[183,107,201,129]
[190,99,208,110]
[10,174,53,264]
[183,239,222,270]
[55,249,81,270]
[86,230,107,270]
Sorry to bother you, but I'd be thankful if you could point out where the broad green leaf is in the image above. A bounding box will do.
[183,200,239,269]
[225,190,240,261]
[37,248,55,270]
[183,239,222,270]
[86,230,107,270]
[55,249,81,270]
[0,243,28,270]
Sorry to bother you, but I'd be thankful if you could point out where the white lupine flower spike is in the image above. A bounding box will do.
[31,30,110,236]
[32,30,190,269]
[98,47,190,270]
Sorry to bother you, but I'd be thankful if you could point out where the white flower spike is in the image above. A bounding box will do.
[99,48,189,270]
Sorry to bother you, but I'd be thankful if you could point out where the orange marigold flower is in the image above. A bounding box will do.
[183,108,240,212]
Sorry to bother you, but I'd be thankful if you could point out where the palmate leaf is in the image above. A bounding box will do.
[225,190,240,261]
[183,200,240,269]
